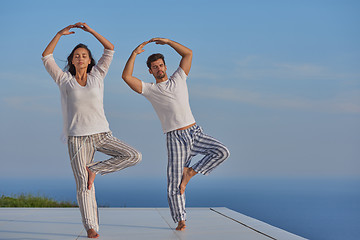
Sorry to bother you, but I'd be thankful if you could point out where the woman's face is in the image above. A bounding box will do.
[72,48,91,71]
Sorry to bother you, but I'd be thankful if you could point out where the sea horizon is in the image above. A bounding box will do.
[1,176,359,240]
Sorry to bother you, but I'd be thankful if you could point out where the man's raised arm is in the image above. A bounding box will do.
[122,41,150,94]
[150,38,193,75]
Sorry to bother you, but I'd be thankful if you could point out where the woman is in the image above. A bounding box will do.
[42,22,141,238]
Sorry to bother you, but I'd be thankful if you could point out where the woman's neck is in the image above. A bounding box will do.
[75,68,88,86]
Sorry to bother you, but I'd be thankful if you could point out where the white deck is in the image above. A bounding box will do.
[0,207,307,240]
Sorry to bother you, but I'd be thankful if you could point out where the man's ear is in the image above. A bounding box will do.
[148,69,153,74]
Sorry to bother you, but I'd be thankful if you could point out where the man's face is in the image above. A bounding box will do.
[149,59,167,80]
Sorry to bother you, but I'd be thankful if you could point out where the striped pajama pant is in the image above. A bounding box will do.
[166,124,230,223]
[67,131,142,231]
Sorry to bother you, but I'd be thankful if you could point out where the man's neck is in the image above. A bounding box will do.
[155,76,168,84]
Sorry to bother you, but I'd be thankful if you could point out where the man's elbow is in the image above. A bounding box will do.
[122,73,129,81]
[187,49,193,57]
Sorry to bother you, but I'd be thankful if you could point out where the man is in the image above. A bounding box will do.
[122,38,230,230]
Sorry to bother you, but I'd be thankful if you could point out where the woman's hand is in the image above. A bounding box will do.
[74,22,94,33]
[42,24,76,57]
[57,24,76,36]
[73,22,114,50]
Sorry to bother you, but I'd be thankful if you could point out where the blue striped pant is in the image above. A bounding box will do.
[68,131,142,231]
[166,124,230,222]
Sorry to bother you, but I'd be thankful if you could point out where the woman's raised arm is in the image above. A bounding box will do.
[42,24,76,57]
[75,22,114,50]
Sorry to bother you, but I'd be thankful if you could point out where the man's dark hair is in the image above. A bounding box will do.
[146,53,166,69]
[65,43,96,76]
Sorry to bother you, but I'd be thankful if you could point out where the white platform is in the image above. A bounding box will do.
[0,207,307,240]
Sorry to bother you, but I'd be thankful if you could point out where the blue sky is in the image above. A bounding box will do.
[0,0,359,180]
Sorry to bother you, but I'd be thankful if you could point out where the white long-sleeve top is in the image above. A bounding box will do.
[42,49,114,139]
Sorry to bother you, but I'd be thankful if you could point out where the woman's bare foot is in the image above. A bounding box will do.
[87,229,99,238]
[176,220,186,231]
[86,167,96,190]
[180,167,197,195]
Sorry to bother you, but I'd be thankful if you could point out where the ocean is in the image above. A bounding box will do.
[1,176,359,240]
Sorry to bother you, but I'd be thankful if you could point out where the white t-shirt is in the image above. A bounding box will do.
[42,49,114,138]
[141,67,196,133]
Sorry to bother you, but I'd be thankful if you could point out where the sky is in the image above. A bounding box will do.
[0,0,359,181]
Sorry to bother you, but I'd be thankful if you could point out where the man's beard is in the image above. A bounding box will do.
[156,72,166,79]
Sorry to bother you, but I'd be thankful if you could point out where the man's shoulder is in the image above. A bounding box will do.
[142,81,155,87]
[171,67,187,80]
[141,81,155,96]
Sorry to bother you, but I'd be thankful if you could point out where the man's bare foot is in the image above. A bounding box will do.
[180,167,197,195]
[87,229,99,238]
[176,220,186,231]
[86,167,96,190]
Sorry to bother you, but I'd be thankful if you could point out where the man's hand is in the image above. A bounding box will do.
[133,41,150,55]
[148,38,193,75]
[150,38,170,45]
